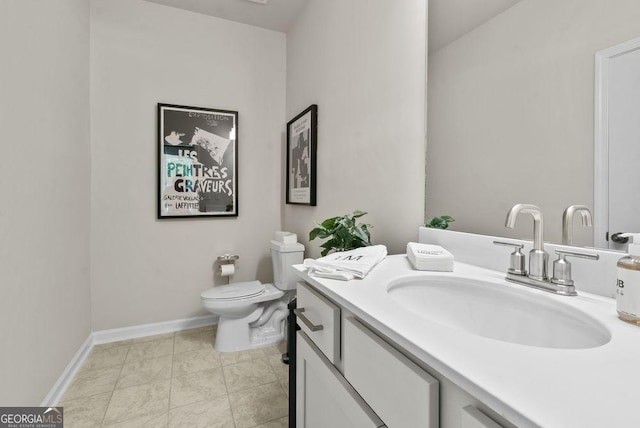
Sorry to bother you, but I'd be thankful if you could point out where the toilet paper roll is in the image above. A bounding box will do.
[219,264,235,277]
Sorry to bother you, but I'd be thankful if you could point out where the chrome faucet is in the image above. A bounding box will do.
[495,204,599,296]
[505,203,548,280]
[562,205,593,245]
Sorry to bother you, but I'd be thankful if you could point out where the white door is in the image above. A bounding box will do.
[296,331,384,428]
[595,38,640,250]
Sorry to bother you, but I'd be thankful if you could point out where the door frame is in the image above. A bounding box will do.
[594,36,640,248]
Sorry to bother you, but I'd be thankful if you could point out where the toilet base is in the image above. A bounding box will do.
[214,302,288,353]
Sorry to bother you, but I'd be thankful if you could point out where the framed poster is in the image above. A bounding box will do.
[286,104,317,205]
[158,103,238,218]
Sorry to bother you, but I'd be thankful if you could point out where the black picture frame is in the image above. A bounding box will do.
[286,104,317,206]
[157,103,238,218]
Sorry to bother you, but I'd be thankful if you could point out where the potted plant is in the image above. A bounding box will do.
[309,210,373,256]
[424,215,455,229]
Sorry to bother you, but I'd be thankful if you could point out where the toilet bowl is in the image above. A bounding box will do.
[200,234,304,352]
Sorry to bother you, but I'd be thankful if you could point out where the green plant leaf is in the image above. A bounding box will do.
[353,225,369,243]
[336,226,351,241]
[310,210,373,254]
[352,210,367,218]
[337,216,352,229]
[320,238,339,251]
[337,228,353,250]
[309,227,323,241]
[321,216,340,230]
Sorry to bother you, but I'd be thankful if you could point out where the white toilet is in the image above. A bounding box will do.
[201,234,304,352]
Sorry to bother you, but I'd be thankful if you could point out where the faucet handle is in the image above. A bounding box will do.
[493,241,527,276]
[551,249,599,287]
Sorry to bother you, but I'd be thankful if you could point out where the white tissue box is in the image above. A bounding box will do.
[406,242,454,271]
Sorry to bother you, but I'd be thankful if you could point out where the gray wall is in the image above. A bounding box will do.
[427,0,640,246]
[284,0,428,257]
[0,0,91,405]
[90,0,286,330]
[0,0,428,403]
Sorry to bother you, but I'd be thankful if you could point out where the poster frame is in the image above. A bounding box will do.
[286,104,318,206]
[157,103,239,219]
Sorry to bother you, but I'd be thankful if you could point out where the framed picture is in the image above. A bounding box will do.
[158,103,238,218]
[286,104,318,205]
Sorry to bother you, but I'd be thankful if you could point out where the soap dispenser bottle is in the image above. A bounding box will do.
[616,233,640,325]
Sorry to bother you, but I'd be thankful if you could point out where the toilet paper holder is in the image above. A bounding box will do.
[217,254,239,263]
[217,254,239,279]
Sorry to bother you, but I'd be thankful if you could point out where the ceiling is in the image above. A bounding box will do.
[144,0,310,33]
[428,0,523,53]
[145,0,522,51]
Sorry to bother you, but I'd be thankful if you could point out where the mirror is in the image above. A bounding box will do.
[594,37,640,251]
[426,0,640,248]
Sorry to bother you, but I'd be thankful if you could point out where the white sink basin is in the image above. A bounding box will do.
[387,276,611,349]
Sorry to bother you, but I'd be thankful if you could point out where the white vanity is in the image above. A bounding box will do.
[295,280,439,428]
[294,229,640,428]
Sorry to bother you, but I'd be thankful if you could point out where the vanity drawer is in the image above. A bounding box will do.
[296,281,340,364]
[343,317,439,428]
[461,405,504,428]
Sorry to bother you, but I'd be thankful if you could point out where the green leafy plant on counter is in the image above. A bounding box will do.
[425,215,455,230]
[309,210,373,256]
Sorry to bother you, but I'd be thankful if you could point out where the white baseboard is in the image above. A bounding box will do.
[92,314,218,345]
[41,334,94,406]
[42,314,218,405]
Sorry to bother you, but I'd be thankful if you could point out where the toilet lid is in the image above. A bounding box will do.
[201,281,265,301]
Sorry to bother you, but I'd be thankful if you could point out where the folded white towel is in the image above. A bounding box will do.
[303,265,356,281]
[304,245,388,280]
[406,242,454,271]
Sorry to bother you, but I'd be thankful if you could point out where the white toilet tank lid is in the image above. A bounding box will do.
[270,240,305,253]
[201,281,265,301]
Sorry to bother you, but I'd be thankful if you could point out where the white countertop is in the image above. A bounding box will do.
[296,255,640,428]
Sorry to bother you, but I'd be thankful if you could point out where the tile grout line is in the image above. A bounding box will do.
[253,413,288,428]
[61,360,125,404]
[167,329,229,419]
[217,332,239,428]
[99,342,131,427]
[269,356,289,426]
[102,333,179,426]
[236,355,287,427]
[167,332,176,423]
[227,394,238,428]
[271,352,290,399]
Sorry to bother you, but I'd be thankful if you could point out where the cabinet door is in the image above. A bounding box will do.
[296,331,384,428]
[343,317,439,428]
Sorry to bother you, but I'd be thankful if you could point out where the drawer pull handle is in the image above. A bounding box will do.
[294,308,324,331]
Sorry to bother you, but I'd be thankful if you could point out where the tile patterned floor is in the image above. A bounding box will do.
[60,326,289,428]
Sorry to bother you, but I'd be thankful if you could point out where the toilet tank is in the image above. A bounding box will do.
[271,240,305,291]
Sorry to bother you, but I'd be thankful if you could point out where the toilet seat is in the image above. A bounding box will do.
[201,281,265,301]
[201,283,284,314]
